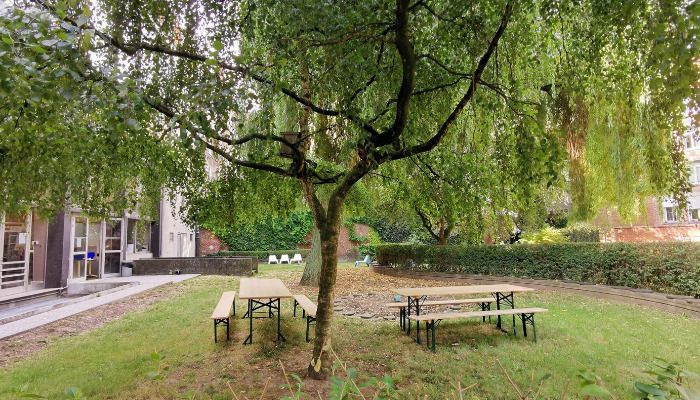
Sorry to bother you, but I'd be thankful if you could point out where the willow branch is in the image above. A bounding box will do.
[387,0,514,161]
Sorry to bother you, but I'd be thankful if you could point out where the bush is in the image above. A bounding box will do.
[211,211,313,251]
[519,226,569,244]
[212,249,309,260]
[562,223,600,242]
[357,228,383,258]
[376,243,700,296]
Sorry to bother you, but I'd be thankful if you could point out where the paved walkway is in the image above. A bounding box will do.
[371,267,700,318]
[0,274,198,339]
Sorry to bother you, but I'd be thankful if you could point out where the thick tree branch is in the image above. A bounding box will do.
[387,0,514,161]
[141,97,294,177]
[371,0,417,147]
[415,207,440,242]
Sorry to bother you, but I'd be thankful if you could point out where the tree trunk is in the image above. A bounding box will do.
[437,229,449,245]
[307,201,342,380]
[299,226,321,286]
[436,221,452,245]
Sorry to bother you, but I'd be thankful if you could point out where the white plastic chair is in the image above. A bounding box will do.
[291,253,303,264]
[280,254,290,264]
[268,255,280,264]
[354,254,371,267]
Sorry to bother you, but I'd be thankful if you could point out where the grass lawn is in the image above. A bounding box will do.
[1,263,699,399]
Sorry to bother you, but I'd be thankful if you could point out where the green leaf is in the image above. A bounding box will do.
[212,40,224,51]
[580,383,611,398]
[634,382,670,397]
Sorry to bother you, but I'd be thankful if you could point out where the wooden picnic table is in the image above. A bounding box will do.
[238,278,293,344]
[390,284,535,336]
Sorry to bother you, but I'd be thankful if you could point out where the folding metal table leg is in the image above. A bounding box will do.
[276,298,284,342]
[244,299,253,345]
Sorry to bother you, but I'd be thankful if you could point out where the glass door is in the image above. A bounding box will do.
[72,216,88,280]
[0,213,31,291]
[103,219,122,275]
[86,221,100,278]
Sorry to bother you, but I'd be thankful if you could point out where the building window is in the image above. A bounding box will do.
[683,134,698,150]
[664,207,678,223]
[127,219,151,253]
[691,164,700,185]
[690,208,700,222]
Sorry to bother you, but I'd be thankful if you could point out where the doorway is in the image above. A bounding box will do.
[71,216,101,280]
[0,213,32,293]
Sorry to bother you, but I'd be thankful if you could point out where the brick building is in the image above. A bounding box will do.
[597,132,700,242]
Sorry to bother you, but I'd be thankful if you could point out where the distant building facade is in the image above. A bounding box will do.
[597,132,700,242]
[0,198,196,295]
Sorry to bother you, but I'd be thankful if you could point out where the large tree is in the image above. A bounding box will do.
[1,0,697,379]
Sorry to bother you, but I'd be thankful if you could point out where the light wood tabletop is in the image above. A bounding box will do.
[390,284,534,297]
[238,278,293,300]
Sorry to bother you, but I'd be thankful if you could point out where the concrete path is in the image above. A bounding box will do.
[371,267,700,318]
[0,274,198,340]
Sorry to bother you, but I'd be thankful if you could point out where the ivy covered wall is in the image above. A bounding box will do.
[210,211,314,251]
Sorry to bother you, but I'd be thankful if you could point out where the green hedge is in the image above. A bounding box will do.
[376,243,700,296]
[213,249,310,260]
[211,211,313,251]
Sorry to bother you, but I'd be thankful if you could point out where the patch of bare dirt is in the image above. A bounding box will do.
[270,267,479,321]
[0,281,193,368]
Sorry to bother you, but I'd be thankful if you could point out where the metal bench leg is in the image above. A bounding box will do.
[214,320,217,343]
[226,317,230,340]
[233,299,236,317]
[425,320,437,352]
[532,315,537,342]
[426,320,430,345]
[511,294,516,336]
[400,307,405,330]
[416,320,421,344]
[519,313,537,342]
[306,317,310,342]
[406,297,412,336]
[293,299,297,317]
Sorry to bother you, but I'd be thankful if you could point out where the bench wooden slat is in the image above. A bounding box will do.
[211,291,236,319]
[407,307,547,322]
[293,294,317,318]
[384,297,493,308]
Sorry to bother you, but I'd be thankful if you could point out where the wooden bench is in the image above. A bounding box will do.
[292,294,317,342]
[385,297,494,330]
[210,291,236,342]
[408,307,548,352]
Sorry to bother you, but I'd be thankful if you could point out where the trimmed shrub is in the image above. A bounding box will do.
[562,224,600,242]
[519,226,569,244]
[213,249,310,260]
[376,243,700,296]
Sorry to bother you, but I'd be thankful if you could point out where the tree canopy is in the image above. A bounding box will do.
[1,0,698,378]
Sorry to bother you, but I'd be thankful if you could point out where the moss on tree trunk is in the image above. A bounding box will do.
[299,226,321,286]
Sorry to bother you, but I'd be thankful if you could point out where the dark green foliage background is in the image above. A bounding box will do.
[561,225,600,242]
[377,243,700,296]
[210,211,313,251]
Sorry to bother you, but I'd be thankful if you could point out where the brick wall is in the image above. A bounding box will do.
[605,225,700,242]
[198,229,228,256]
[300,223,371,261]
